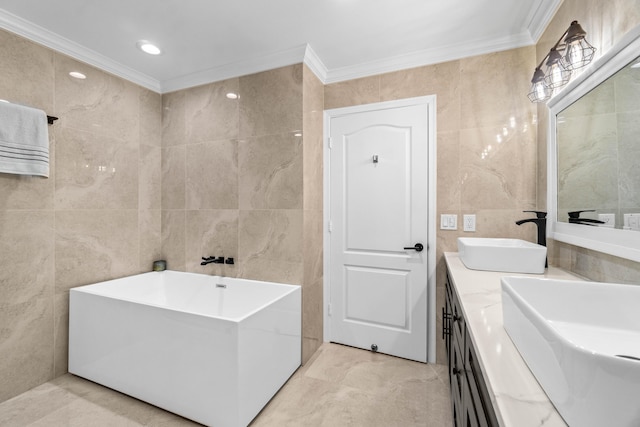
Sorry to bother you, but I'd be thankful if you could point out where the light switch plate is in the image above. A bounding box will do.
[440,214,457,230]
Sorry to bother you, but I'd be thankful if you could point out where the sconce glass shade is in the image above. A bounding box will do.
[562,21,596,70]
[543,49,572,89]
[527,68,552,103]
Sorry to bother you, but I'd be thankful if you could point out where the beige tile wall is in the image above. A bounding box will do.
[160,64,324,363]
[0,29,162,402]
[537,0,640,282]
[325,46,539,364]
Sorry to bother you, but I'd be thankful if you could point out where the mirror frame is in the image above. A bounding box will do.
[548,24,640,263]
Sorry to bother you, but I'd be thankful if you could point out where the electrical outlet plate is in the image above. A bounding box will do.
[598,213,615,228]
[463,214,476,232]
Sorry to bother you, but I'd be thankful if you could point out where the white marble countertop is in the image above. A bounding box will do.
[444,252,580,427]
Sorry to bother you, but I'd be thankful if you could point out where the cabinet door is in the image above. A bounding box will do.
[465,330,498,427]
[450,336,465,426]
[444,272,453,366]
[462,383,481,427]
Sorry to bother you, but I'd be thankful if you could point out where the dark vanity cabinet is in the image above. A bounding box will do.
[444,269,498,427]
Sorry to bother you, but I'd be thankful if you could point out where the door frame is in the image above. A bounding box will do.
[323,96,437,363]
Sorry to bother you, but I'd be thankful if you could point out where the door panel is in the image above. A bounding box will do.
[344,265,410,330]
[328,100,430,362]
[344,125,411,252]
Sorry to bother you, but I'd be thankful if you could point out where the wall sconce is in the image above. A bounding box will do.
[528,21,596,103]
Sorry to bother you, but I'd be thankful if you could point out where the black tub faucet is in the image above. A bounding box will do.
[201,256,224,266]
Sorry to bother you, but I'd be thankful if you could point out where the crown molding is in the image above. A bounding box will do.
[1,2,559,92]
[303,44,329,83]
[324,31,535,84]
[0,9,161,93]
[160,44,311,93]
[526,0,564,42]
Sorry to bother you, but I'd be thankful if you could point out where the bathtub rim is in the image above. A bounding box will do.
[69,270,301,323]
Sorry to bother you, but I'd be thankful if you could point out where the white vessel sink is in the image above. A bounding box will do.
[502,276,640,427]
[457,237,546,274]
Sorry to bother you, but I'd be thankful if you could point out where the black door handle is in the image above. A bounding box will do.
[404,243,424,252]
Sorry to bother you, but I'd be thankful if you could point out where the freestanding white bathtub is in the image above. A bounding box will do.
[69,270,301,427]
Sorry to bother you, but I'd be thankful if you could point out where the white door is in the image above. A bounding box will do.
[326,98,432,362]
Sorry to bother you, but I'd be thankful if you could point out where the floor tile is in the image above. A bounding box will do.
[0,343,453,427]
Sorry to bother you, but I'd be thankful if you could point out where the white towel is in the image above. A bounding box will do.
[0,101,50,178]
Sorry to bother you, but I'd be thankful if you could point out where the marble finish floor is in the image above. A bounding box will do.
[0,343,452,426]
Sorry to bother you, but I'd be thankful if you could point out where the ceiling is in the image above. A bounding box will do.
[0,0,562,93]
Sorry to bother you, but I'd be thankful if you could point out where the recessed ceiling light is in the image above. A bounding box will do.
[69,71,87,79]
[226,92,239,99]
[136,40,162,55]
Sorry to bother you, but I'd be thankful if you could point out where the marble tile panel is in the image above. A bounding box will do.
[303,65,324,114]
[161,210,186,272]
[323,75,380,110]
[55,128,138,210]
[53,293,69,378]
[460,46,536,131]
[303,110,323,212]
[0,29,54,113]
[139,88,162,147]
[547,239,574,271]
[0,298,54,403]
[161,145,186,210]
[55,210,139,292]
[302,337,322,365]
[380,60,461,132]
[536,102,547,210]
[0,211,54,307]
[303,210,323,342]
[572,246,640,284]
[436,131,461,211]
[54,54,140,143]
[185,139,238,209]
[184,78,240,143]
[238,209,303,265]
[161,90,186,147]
[185,209,238,274]
[239,134,302,209]
[139,209,162,273]
[139,144,161,210]
[459,125,537,210]
[237,258,303,286]
[239,65,303,138]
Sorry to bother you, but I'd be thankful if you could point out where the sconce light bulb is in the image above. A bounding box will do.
[535,81,548,100]
[566,41,584,67]
[550,63,564,86]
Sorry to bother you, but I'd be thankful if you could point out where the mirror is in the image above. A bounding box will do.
[556,56,640,229]
[548,24,640,262]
